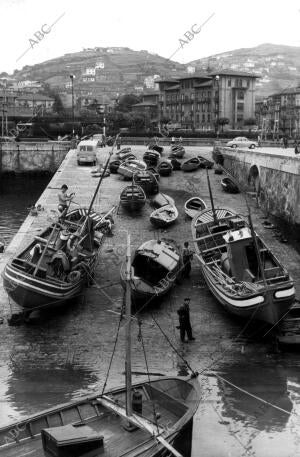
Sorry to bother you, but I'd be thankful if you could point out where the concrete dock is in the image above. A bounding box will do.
[1,144,300,456]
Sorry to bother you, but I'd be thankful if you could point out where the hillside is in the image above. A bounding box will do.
[189,43,300,96]
[10,47,186,101]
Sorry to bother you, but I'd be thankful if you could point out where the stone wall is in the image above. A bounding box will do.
[219,146,300,225]
[0,141,70,175]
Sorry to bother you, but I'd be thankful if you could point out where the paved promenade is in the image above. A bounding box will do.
[1,145,300,456]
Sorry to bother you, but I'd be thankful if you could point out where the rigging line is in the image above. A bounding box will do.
[101,309,123,395]
[137,320,160,434]
[213,372,299,420]
[150,313,195,375]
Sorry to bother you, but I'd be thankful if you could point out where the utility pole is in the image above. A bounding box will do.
[70,74,75,137]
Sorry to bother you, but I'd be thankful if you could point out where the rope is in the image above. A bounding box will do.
[137,320,160,434]
[101,308,124,395]
[150,313,196,375]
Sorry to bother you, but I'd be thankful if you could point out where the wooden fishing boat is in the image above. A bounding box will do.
[120,238,182,304]
[184,197,207,219]
[3,144,117,314]
[0,236,201,457]
[221,176,240,193]
[143,150,160,166]
[181,157,201,172]
[191,207,295,324]
[117,151,136,161]
[133,170,159,195]
[169,145,185,158]
[120,184,146,211]
[170,158,181,170]
[197,156,214,169]
[151,192,175,208]
[109,159,120,173]
[116,146,131,157]
[158,161,173,177]
[150,204,178,228]
[118,160,147,180]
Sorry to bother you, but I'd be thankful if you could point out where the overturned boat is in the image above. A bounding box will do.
[181,157,200,172]
[158,161,173,177]
[143,150,160,167]
[192,207,295,324]
[221,176,240,194]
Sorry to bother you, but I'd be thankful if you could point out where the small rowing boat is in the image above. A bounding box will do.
[150,144,164,154]
[146,166,160,181]
[143,150,160,166]
[184,197,207,219]
[109,159,121,173]
[158,161,173,177]
[118,160,147,179]
[197,156,214,169]
[120,184,146,211]
[181,157,201,172]
[169,145,185,158]
[170,158,181,170]
[221,176,240,193]
[150,204,178,228]
[117,151,136,161]
[151,192,175,208]
[133,170,159,195]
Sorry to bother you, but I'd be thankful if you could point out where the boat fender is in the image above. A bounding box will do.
[67,234,77,252]
[132,390,143,414]
[221,253,231,276]
[67,270,81,282]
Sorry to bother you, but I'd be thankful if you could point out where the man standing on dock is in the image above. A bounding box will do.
[177,298,195,342]
[58,184,74,217]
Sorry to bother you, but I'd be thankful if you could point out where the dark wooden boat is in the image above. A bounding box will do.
[158,161,173,177]
[221,177,240,193]
[197,156,214,169]
[118,160,147,179]
[120,184,146,211]
[184,197,207,219]
[169,145,185,158]
[3,207,114,312]
[181,157,201,172]
[150,204,178,228]
[170,158,181,170]
[146,166,160,181]
[150,144,164,154]
[109,159,120,173]
[191,207,295,324]
[0,236,201,457]
[133,170,159,195]
[143,150,160,166]
[151,192,175,208]
[120,238,182,304]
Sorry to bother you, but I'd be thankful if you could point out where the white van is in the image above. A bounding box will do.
[77,140,98,165]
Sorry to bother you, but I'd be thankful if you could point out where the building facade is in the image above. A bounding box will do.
[157,70,258,131]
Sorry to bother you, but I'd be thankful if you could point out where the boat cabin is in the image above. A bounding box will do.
[222,227,256,282]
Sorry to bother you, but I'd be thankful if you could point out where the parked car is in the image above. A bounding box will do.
[226,137,258,149]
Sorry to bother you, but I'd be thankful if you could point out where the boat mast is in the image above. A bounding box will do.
[125,233,132,416]
[245,199,267,286]
[206,168,218,224]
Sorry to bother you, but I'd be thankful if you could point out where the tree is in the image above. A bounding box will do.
[244,117,257,132]
[117,94,141,112]
[217,117,230,132]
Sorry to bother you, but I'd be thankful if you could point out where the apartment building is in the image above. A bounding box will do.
[157,70,258,131]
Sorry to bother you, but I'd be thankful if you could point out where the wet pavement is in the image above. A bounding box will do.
[1,145,300,456]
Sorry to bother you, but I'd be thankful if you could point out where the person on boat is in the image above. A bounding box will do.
[182,241,193,278]
[177,298,195,342]
[58,185,75,217]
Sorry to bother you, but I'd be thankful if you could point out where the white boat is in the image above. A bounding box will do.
[118,160,147,179]
[184,197,207,219]
[150,204,178,228]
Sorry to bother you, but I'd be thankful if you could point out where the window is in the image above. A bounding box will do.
[202,114,205,122]
[237,102,244,111]
[228,79,231,87]
[238,91,244,100]
[207,114,210,122]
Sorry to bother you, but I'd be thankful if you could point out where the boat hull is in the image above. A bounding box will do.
[201,261,295,325]
[3,263,89,311]
[121,200,145,211]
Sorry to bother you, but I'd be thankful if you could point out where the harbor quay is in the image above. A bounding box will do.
[1,145,300,456]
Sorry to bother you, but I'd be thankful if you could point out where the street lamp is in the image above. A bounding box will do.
[214,75,220,133]
[69,74,75,137]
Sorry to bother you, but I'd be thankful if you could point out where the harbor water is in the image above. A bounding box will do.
[1,147,300,456]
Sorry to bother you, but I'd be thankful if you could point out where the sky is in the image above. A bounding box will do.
[1,0,300,74]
